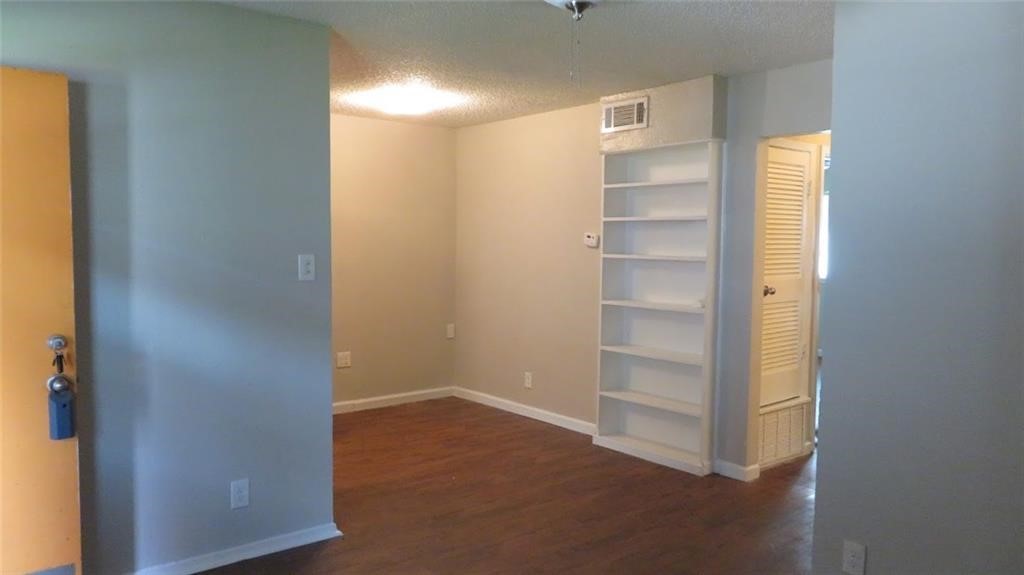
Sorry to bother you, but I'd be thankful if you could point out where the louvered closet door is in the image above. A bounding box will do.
[760,142,815,405]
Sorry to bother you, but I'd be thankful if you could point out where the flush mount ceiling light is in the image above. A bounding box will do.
[342,79,468,116]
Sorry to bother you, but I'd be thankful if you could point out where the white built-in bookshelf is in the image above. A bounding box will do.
[594,139,723,476]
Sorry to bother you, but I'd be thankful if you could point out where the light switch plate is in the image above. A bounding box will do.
[230,478,250,510]
[298,254,315,281]
[583,232,600,248]
[336,351,352,369]
[446,323,456,339]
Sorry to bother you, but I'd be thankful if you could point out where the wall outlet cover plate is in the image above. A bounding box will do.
[842,539,866,575]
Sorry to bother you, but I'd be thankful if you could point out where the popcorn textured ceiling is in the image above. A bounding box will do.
[233,1,834,128]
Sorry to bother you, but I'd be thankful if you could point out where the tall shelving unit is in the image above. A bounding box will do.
[594,139,723,476]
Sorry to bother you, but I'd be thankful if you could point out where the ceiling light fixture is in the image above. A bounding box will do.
[342,79,468,116]
[544,0,598,87]
[545,0,594,21]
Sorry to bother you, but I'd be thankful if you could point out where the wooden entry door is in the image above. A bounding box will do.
[758,139,817,406]
[0,66,82,574]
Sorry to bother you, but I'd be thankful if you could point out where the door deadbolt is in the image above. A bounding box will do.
[47,334,68,352]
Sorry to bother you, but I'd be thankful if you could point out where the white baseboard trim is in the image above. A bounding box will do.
[452,387,596,436]
[333,386,455,414]
[333,385,595,436]
[593,434,708,476]
[133,522,342,575]
[713,459,761,482]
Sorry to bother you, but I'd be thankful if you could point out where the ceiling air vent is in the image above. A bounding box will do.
[601,96,648,134]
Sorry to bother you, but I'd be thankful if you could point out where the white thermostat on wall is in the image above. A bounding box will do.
[583,232,600,248]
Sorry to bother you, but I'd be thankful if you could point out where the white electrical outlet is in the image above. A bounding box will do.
[230,478,250,510]
[336,351,352,369]
[446,323,456,339]
[583,232,600,248]
[298,254,315,281]
[842,540,866,575]
[523,371,533,389]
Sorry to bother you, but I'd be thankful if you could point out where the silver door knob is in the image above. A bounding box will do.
[46,374,73,393]
[763,285,777,297]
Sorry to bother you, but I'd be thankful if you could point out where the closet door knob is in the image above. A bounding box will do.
[763,285,777,297]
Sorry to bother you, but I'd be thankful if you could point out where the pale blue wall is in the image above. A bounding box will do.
[1,2,335,572]
[814,3,1024,573]
[718,59,832,467]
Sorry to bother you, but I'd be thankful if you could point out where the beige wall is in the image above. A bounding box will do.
[331,114,456,401]
[454,104,602,423]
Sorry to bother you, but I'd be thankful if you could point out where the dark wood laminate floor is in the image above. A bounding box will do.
[206,397,815,575]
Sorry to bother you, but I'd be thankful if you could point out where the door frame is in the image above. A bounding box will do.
[808,143,830,434]
[747,134,825,466]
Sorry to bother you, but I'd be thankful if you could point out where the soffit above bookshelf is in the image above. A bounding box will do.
[600,76,728,154]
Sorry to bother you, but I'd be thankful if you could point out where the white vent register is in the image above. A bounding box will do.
[602,96,648,134]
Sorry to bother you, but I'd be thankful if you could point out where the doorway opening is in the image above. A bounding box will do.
[751,131,831,470]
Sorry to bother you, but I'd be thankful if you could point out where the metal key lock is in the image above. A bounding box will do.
[46,334,75,439]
